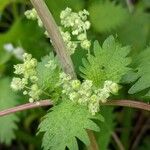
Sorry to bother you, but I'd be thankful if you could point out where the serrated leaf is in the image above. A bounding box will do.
[89,1,128,32]
[38,100,104,150]
[124,47,150,98]
[80,35,131,87]
[0,78,19,145]
[96,107,115,150]
[36,53,61,91]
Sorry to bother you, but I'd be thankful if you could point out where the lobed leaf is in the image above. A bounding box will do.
[80,35,131,87]
[38,100,104,150]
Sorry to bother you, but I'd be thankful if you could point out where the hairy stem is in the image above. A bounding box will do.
[30,0,76,78]
[0,100,149,117]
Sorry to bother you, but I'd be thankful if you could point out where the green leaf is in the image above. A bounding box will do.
[89,1,129,32]
[138,136,150,150]
[38,100,104,150]
[0,78,19,145]
[124,47,150,98]
[36,53,61,91]
[80,35,131,87]
[117,10,150,55]
[0,50,11,65]
[0,0,10,12]
[0,18,51,59]
[0,0,22,12]
[96,107,115,150]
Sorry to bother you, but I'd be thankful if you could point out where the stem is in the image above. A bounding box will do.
[87,130,99,150]
[102,100,150,111]
[131,118,150,150]
[126,0,134,13]
[112,132,125,150]
[30,0,76,78]
[0,100,52,117]
[0,100,149,117]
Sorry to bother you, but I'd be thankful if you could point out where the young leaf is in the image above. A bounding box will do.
[0,78,19,145]
[38,100,104,150]
[36,53,61,91]
[80,35,131,87]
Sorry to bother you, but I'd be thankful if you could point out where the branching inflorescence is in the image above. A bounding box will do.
[1,1,148,149]
[25,7,91,55]
[11,52,119,115]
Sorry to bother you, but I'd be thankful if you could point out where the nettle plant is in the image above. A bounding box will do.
[0,0,150,150]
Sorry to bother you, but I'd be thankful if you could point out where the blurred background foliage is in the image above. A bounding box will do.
[0,0,149,150]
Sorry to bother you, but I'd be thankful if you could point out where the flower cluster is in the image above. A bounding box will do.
[11,53,42,103]
[24,7,91,55]
[3,43,25,60]
[59,73,119,115]
[11,53,60,103]
[60,7,91,54]
[24,8,43,27]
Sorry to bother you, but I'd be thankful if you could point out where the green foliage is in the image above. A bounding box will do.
[0,0,150,149]
[0,50,11,65]
[80,35,131,87]
[36,53,61,91]
[38,100,104,150]
[138,136,150,150]
[0,0,11,12]
[123,47,150,99]
[0,18,51,60]
[96,107,115,150]
[117,10,150,54]
[0,78,19,145]
[89,1,128,32]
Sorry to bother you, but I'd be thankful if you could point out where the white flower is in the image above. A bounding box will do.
[4,43,25,60]
[81,40,91,50]
[71,80,81,90]
[24,8,37,20]
[3,43,14,52]
[59,8,91,55]
[60,73,119,115]
[11,78,26,91]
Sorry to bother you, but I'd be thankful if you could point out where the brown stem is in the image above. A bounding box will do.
[30,0,76,78]
[101,100,150,111]
[27,1,148,149]
[0,100,149,117]
[131,118,150,150]
[112,132,125,150]
[0,100,52,117]
[87,130,99,150]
